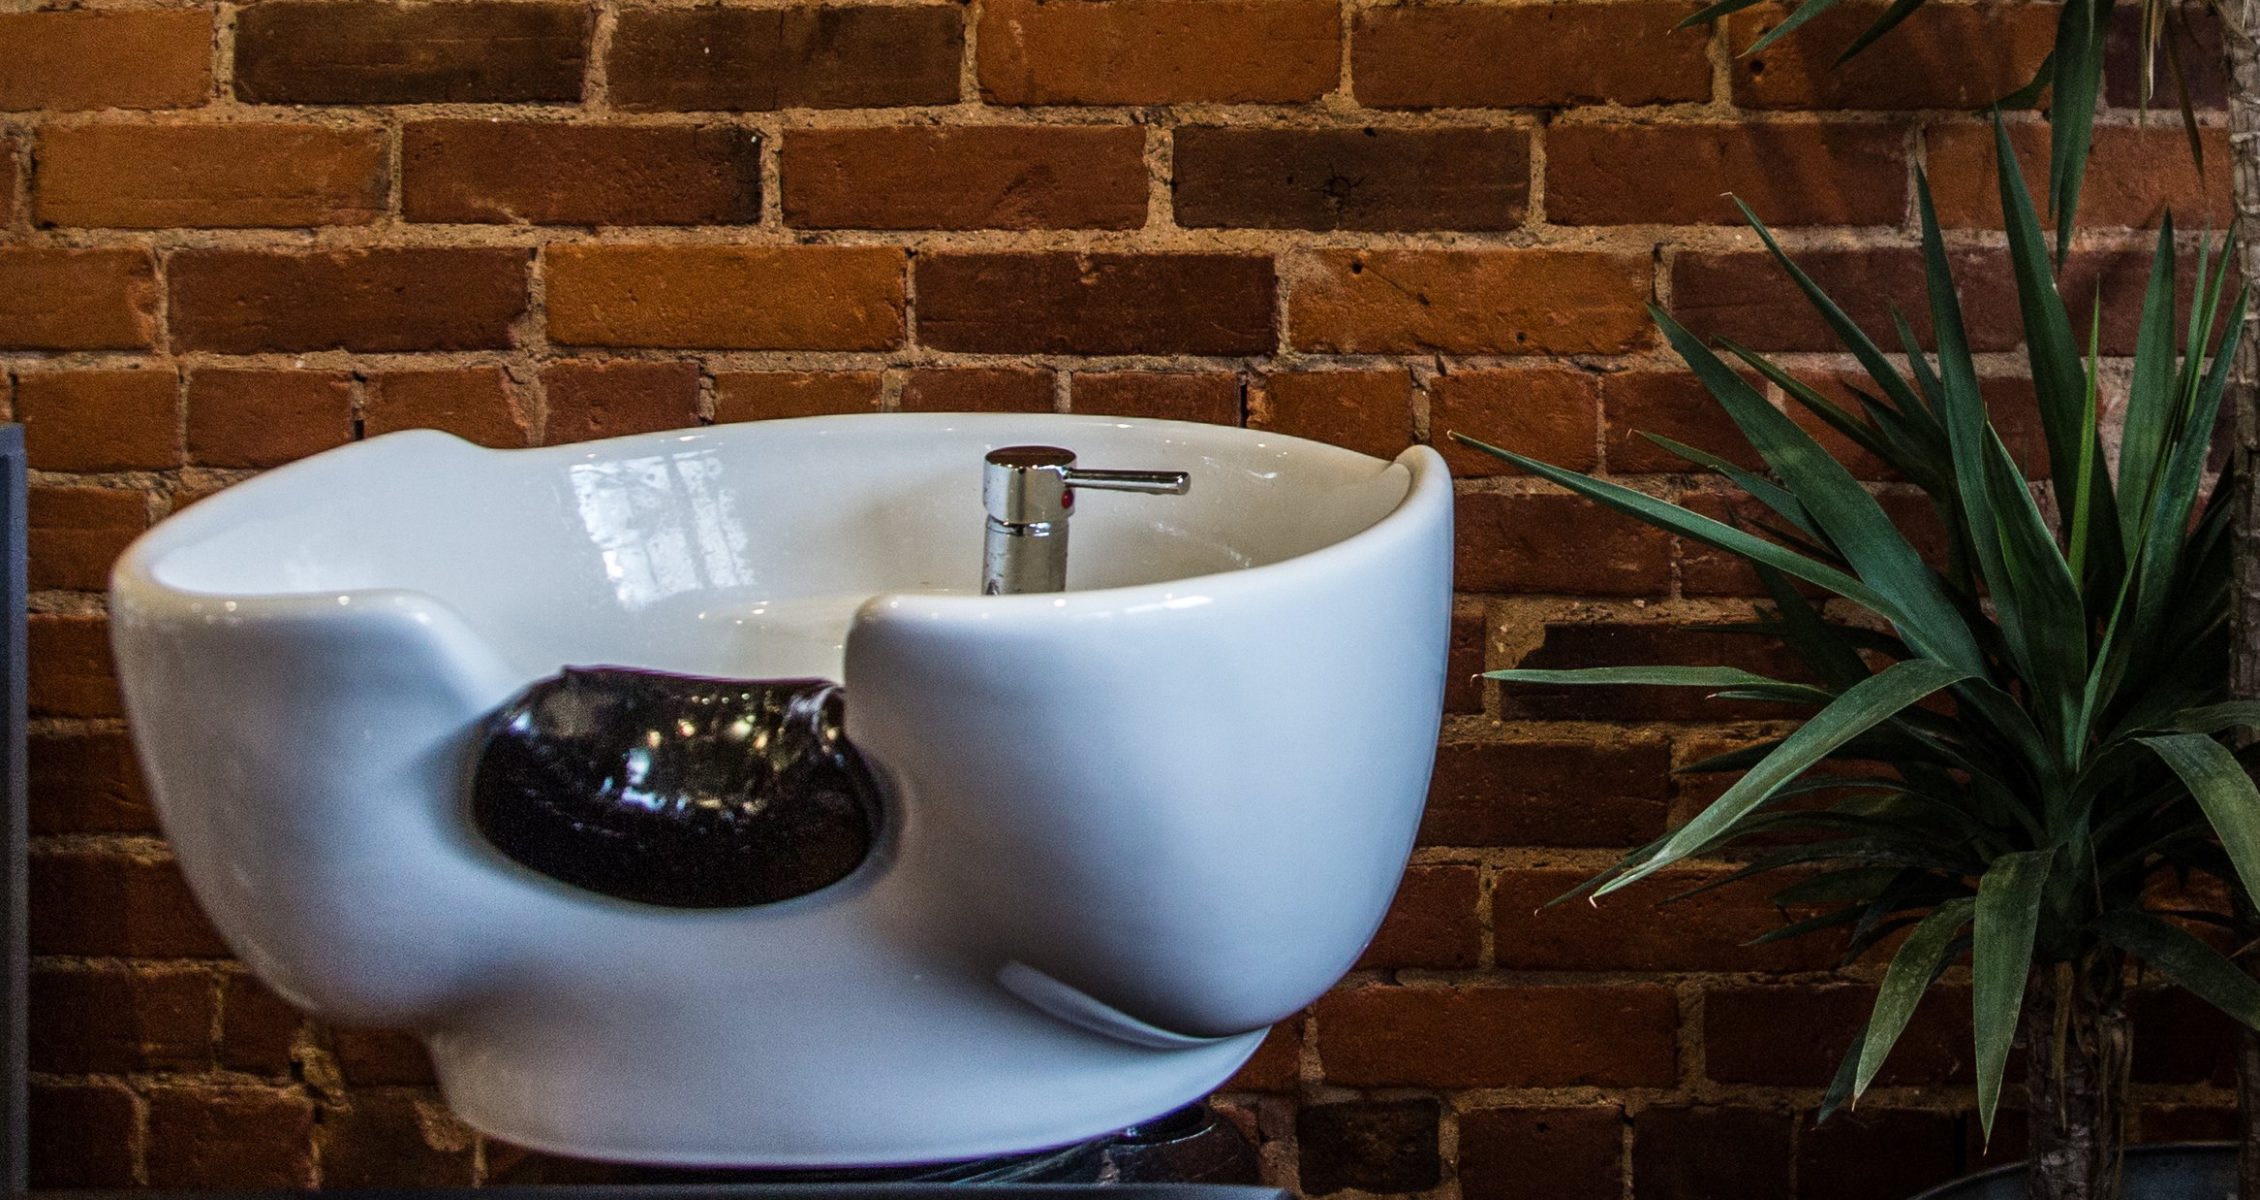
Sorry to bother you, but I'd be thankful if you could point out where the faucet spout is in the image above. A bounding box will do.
[981,445,1190,595]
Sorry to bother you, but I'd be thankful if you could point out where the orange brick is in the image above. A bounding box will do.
[1251,369,1414,459]
[1315,984,1678,1088]
[15,370,180,471]
[0,248,159,350]
[783,126,1147,230]
[547,245,904,350]
[1926,120,2231,230]
[29,613,122,719]
[37,122,388,229]
[1429,368,1601,476]
[1548,121,1907,226]
[1069,372,1240,424]
[712,372,882,423]
[1602,369,1766,475]
[541,360,701,443]
[1355,3,1709,109]
[363,368,529,448]
[1729,3,2057,110]
[1289,249,1651,355]
[186,371,354,468]
[0,133,18,227]
[899,366,1054,413]
[0,9,212,111]
[978,0,1338,105]
[29,485,146,592]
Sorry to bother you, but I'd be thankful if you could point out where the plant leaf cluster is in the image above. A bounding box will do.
[1453,120,2259,1137]
[1684,0,2221,262]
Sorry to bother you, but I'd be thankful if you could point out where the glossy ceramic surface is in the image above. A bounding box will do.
[108,414,1455,1166]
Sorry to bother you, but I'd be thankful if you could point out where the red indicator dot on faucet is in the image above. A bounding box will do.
[1062,489,1074,507]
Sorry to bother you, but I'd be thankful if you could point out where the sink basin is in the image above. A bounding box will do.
[107,413,1454,1166]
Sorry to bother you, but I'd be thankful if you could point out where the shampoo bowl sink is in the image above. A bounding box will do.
[108,413,1454,1166]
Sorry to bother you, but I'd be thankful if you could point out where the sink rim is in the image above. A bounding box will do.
[110,412,1452,622]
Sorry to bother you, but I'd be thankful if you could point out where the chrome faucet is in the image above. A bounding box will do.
[982,446,1190,595]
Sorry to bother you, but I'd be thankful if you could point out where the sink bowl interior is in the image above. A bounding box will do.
[143,415,1415,680]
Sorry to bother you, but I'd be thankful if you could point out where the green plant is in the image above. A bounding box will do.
[1693,0,2214,259]
[1455,120,2259,1200]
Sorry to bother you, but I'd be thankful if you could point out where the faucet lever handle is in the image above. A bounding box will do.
[1060,468,1191,496]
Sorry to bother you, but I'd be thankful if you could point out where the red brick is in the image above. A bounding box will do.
[1675,490,1827,597]
[1631,1106,1791,1200]
[1791,372,2046,481]
[2131,988,2236,1084]
[1493,867,1842,973]
[1222,1019,1301,1092]
[404,121,761,225]
[784,126,1146,230]
[1430,368,1601,476]
[1670,246,2016,353]
[38,122,389,228]
[1290,249,1650,354]
[712,372,883,422]
[919,253,1275,355]
[1705,983,1974,1084]
[610,6,961,111]
[1799,1110,1970,1200]
[1063,372,1237,425]
[364,368,530,447]
[1355,3,1709,109]
[29,485,145,592]
[1174,127,1528,231]
[0,248,158,350]
[147,1087,315,1188]
[541,361,702,443]
[899,367,1055,414]
[1445,603,1486,714]
[2140,1105,2238,1143]
[1315,984,1677,1087]
[2107,6,2226,109]
[31,964,213,1074]
[1460,1106,1625,1200]
[186,370,354,468]
[30,1083,137,1188]
[29,613,122,719]
[15,369,180,471]
[0,9,211,111]
[219,972,302,1075]
[30,730,156,835]
[1252,370,1413,459]
[332,1027,439,1086]
[235,1,587,104]
[1927,120,2230,230]
[1454,492,1672,595]
[30,848,228,957]
[547,245,903,350]
[1422,738,1672,848]
[170,249,528,353]
[321,1092,477,1188]
[979,0,1337,106]
[1728,3,2057,110]
[1603,369,1765,475]
[1358,865,1480,969]
[1550,121,1906,226]
[1496,621,1815,721]
[1297,1098,1440,1195]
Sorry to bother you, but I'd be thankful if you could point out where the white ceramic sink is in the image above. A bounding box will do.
[108,413,1454,1166]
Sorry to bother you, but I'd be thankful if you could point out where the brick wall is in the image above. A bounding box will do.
[0,0,2239,1194]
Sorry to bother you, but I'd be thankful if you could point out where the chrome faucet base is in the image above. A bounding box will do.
[981,445,1190,595]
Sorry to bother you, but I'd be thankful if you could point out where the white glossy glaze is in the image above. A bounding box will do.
[108,413,1454,1166]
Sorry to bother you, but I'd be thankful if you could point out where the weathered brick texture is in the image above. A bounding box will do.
[5,0,2235,1191]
